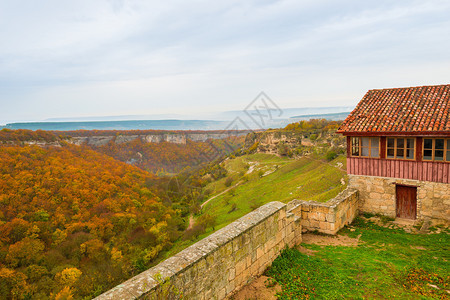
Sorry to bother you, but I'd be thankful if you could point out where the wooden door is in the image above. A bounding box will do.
[396,185,417,219]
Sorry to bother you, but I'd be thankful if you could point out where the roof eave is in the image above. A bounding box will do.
[337,130,450,137]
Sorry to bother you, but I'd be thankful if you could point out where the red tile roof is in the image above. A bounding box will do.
[337,84,450,135]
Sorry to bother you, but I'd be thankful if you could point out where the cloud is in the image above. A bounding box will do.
[1,0,450,123]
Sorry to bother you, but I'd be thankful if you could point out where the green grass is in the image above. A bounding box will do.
[201,153,347,231]
[266,217,450,299]
[204,153,292,195]
[161,153,347,263]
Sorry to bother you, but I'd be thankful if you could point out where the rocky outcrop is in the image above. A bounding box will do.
[67,132,249,146]
[246,130,345,156]
[1,131,250,148]
[115,135,140,144]
[68,136,114,146]
[24,141,62,147]
[254,131,302,155]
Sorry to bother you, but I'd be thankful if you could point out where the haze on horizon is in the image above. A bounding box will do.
[1,0,450,125]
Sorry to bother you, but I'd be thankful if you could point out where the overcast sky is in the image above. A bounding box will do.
[1,0,450,124]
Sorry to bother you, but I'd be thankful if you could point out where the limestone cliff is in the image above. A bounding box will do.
[67,132,248,146]
[245,130,345,156]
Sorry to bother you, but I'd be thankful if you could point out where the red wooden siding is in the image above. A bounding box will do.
[380,137,386,159]
[415,137,423,162]
[347,157,450,184]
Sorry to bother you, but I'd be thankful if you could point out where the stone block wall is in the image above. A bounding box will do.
[295,188,359,235]
[349,175,450,224]
[95,201,302,300]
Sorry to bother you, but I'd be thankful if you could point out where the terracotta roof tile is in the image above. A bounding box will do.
[337,84,450,135]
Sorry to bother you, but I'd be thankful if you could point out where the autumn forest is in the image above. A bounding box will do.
[0,129,239,299]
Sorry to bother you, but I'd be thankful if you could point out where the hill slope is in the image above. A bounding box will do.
[0,144,184,299]
[93,137,243,175]
[200,153,347,231]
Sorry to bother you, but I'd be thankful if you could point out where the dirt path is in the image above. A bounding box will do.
[301,233,360,246]
[187,215,195,230]
[187,180,243,230]
[201,180,243,209]
[230,276,281,300]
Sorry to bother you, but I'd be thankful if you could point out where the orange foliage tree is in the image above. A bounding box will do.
[0,143,184,298]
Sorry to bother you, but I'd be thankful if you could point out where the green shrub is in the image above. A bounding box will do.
[227,203,237,214]
[247,142,259,154]
[277,142,290,156]
[182,224,205,240]
[224,176,233,187]
[362,212,375,218]
[325,151,337,161]
[197,213,216,231]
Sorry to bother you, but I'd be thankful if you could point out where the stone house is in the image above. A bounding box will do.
[337,84,449,224]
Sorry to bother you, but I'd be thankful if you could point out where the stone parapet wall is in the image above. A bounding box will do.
[95,201,302,300]
[349,175,450,224]
[295,188,359,235]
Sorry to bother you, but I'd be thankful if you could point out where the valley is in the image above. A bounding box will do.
[0,119,349,299]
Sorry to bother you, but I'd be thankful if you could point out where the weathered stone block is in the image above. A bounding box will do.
[310,220,320,228]
[287,231,296,247]
[250,262,259,276]
[204,289,212,299]
[235,258,246,276]
[317,212,326,222]
[218,287,226,299]
[256,246,264,259]
[301,219,310,227]
[326,213,336,222]
[329,223,336,232]
[242,268,250,283]
[264,237,276,253]
[279,209,286,220]
[318,222,328,231]
[234,274,244,289]
[268,247,275,261]
[278,219,285,230]
[275,230,283,244]
[228,268,235,281]
[225,281,235,295]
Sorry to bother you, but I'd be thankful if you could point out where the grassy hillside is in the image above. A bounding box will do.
[198,152,347,231]
[159,151,347,261]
